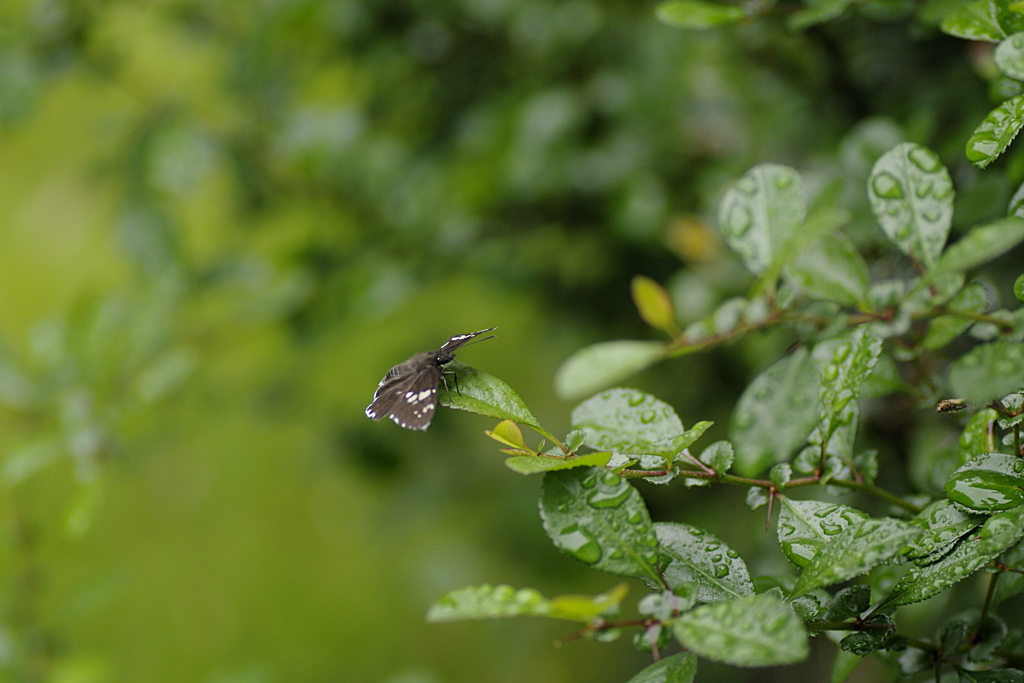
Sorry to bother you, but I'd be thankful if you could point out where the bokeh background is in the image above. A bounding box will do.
[0,0,1008,681]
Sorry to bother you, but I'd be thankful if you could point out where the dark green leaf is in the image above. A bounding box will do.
[839,614,897,654]
[571,388,684,455]
[672,593,809,666]
[885,505,1024,606]
[441,362,542,429]
[789,0,854,29]
[867,142,953,269]
[824,585,871,621]
[958,668,1024,683]
[652,522,755,602]
[625,651,698,683]
[554,341,666,401]
[540,467,664,581]
[777,499,869,569]
[992,539,1024,606]
[905,500,986,561]
[504,451,613,475]
[946,452,1024,511]
[967,96,1024,169]
[426,584,552,622]
[655,0,745,29]
[731,348,820,476]
[718,164,806,275]
[791,518,922,597]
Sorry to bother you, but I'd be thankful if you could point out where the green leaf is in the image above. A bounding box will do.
[777,498,869,569]
[940,0,1005,41]
[867,142,953,269]
[548,583,630,621]
[426,584,552,622]
[996,32,1024,79]
[697,440,734,474]
[571,388,684,455]
[554,341,666,401]
[486,419,529,452]
[946,452,1024,511]
[651,522,755,602]
[504,451,613,475]
[539,467,664,581]
[440,362,542,429]
[672,593,809,667]
[948,339,1024,403]
[791,518,922,598]
[824,585,872,621]
[959,408,1000,461]
[930,216,1024,280]
[632,275,679,335]
[992,539,1024,606]
[812,327,883,452]
[922,283,990,350]
[789,0,854,29]
[966,96,1024,169]
[625,652,698,683]
[1015,272,1024,301]
[785,233,870,307]
[731,348,820,477]
[655,0,745,28]
[885,505,1024,606]
[905,500,986,562]
[718,164,806,275]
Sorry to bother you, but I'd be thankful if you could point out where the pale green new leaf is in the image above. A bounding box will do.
[867,142,953,269]
[672,593,809,667]
[652,522,755,602]
[554,341,666,401]
[966,96,1024,169]
[441,362,541,429]
[656,0,745,28]
[731,348,820,477]
[777,498,869,568]
[791,518,921,598]
[540,467,664,581]
[718,164,806,275]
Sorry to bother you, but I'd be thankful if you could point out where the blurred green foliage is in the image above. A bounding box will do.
[0,0,1018,681]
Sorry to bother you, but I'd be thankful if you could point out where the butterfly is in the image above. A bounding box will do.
[365,327,497,430]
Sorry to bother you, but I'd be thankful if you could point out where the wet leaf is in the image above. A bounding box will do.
[625,651,697,683]
[967,96,1024,169]
[929,216,1024,279]
[785,233,869,307]
[717,164,806,275]
[884,505,1024,607]
[651,522,755,602]
[672,593,809,666]
[572,388,685,456]
[539,467,664,582]
[426,584,552,622]
[777,498,869,569]
[486,419,528,451]
[555,341,666,401]
[941,0,1005,42]
[824,585,872,621]
[905,499,986,562]
[791,518,921,598]
[946,452,1024,511]
[731,348,820,476]
[949,339,1024,402]
[504,451,613,475]
[441,362,541,429]
[655,0,745,28]
[867,142,953,269]
[996,32,1024,79]
[959,408,1000,461]
[812,327,883,453]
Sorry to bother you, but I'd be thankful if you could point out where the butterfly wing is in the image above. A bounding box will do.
[365,363,442,430]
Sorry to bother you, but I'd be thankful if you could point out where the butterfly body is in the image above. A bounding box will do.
[365,327,496,430]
